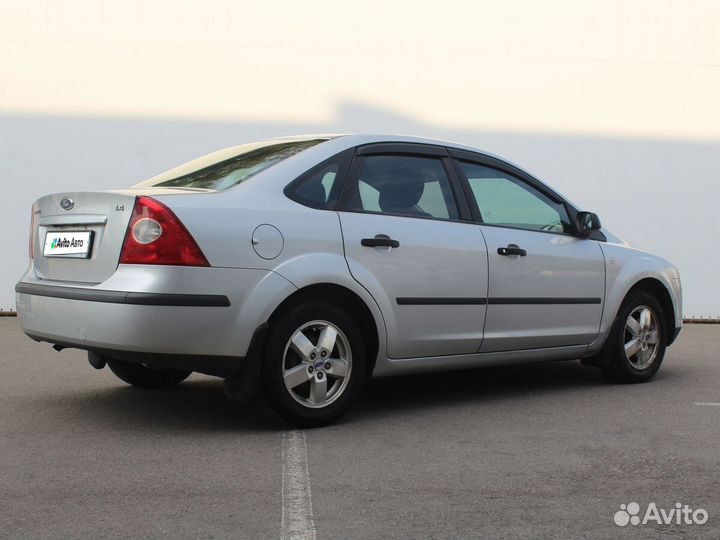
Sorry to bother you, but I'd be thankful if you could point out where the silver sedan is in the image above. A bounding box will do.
[16,135,683,426]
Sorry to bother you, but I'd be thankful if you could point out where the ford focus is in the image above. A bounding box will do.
[16,135,683,426]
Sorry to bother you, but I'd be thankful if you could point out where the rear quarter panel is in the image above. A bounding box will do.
[153,176,389,365]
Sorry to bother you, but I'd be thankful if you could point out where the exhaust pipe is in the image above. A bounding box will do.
[52,344,65,352]
[87,351,106,370]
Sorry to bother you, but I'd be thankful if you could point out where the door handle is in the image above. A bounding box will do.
[498,244,527,256]
[361,235,400,248]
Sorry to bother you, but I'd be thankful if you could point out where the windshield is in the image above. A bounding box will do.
[134,138,327,190]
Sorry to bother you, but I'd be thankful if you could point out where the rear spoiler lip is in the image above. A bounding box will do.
[15,282,230,307]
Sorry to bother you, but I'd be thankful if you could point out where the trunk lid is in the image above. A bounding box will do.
[32,191,137,284]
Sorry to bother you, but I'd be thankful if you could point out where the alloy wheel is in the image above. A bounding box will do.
[623,305,660,369]
[282,320,353,408]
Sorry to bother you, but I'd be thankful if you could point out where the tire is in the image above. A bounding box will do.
[599,290,667,383]
[106,358,192,388]
[261,301,367,427]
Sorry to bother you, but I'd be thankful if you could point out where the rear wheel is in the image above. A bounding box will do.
[262,301,367,427]
[106,358,191,388]
[599,290,666,383]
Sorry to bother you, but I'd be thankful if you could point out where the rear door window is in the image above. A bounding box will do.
[345,155,459,220]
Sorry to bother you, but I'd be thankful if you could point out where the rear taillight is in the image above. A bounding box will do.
[29,208,37,259]
[120,196,209,267]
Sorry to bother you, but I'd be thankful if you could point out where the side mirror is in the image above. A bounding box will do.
[576,211,602,236]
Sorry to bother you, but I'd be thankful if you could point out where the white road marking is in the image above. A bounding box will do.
[281,431,317,540]
[694,402,720,406]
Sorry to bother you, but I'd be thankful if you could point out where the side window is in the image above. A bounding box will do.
[358,181,381,212]
[349,155,459,220]
[285,150,352,209]
[459,161,572,233]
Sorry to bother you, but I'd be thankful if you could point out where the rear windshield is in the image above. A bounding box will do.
[134,139,327,190]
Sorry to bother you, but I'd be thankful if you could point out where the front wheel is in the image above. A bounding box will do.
[106,358,192,388]
[262,301,367,427]
[600,290,667,383]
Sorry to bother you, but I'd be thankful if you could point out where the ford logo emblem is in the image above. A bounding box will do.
[60,197,74,211]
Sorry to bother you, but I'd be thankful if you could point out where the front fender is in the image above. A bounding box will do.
[598,243,682,341]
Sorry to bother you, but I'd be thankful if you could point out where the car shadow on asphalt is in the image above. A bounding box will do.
[350,358,681,422]
[51,377,285,433]
[43,358,682,432]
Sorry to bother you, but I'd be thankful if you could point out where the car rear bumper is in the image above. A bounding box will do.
[16,287,242,359]
[15,264,296,361]
[15,282,231,307]
[15,282,230,307]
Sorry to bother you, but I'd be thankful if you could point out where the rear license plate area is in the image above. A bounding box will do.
[43,231,94,258]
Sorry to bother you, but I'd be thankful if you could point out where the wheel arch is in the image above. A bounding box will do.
[623,277,677,345]
[598,244,682,350]
[267,283,381,375]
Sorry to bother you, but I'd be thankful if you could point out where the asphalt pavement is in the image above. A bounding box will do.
[1,318,718,539]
